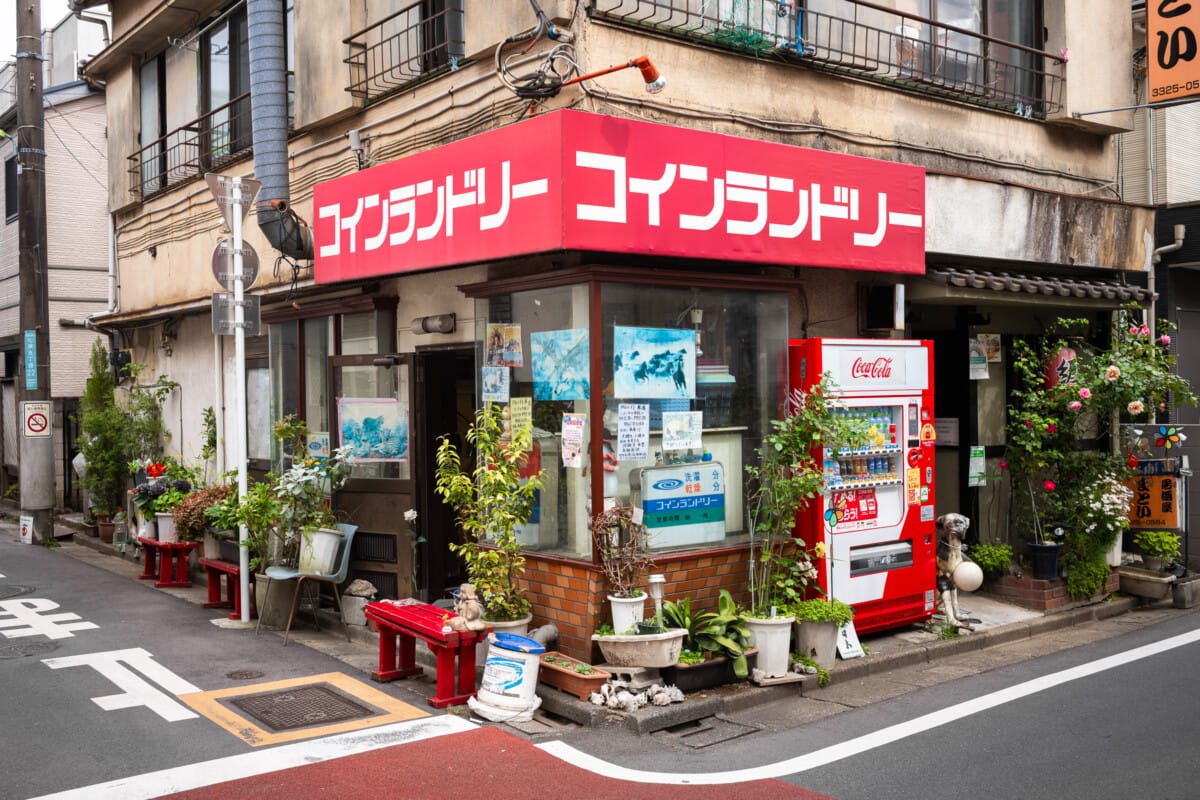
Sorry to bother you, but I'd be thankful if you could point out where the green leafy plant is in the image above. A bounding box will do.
[234,481,284,571]
[77,340,130,518]
[745,375,864,617]
[124,368,176,464]
[275,446,354,534]
[1066,556,1112,600]
[662,589,752,677]
[939,623,961,640]
[153,486,189,514]
[788,598,854,627]
[677,649,706,665]
[1132,529,1181,561]
[791,653,830,687]
[435,404,541,621]
[969,541,1013,578]
[593,623,615,636]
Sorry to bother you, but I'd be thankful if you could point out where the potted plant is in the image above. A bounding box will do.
[789,597,854,669]
[1004,312,1196,595]
[435,404,541,628]
[173,483,233,553]
[969,540,1013,580]
[592,506,655,633]
[743,374,862,678]
[274,445,354,573]
[1131,530,1181,572]
[660,589,754,690]
[537,653,611,701]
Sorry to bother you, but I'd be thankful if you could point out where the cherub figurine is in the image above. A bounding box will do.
[451,582,487,631]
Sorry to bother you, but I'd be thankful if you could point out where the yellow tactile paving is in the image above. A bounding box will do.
[179,671,429,747]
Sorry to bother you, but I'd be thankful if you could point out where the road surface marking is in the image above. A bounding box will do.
[179,671,429,746]
[538,625,1200,784]
[43,648,200,722]
[29,714,476,800]
[0,597,98,639]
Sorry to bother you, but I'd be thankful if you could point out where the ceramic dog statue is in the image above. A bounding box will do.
[936,513,973,630]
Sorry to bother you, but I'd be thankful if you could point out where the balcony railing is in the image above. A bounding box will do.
[128,92,254,200]
[344,0,465,103]
[589,0,1064,118]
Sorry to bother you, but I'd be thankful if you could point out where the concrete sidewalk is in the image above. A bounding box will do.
[32,513,1192,738]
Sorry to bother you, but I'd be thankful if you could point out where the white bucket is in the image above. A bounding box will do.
[476,632,545,711]
[608,594,645,635]
[298,528,342,574]
[155,513,177,543]
[746,615,796,678]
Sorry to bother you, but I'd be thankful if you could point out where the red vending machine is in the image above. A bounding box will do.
[790,338,938,634]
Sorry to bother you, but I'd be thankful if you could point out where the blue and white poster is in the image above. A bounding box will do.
[613,326,696,399]
[531,328,590,400]
[337,397,409,462]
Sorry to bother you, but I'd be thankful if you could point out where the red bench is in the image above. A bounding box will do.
[197,558,257,620]
[365,599,492,708]
[137,537,199,588]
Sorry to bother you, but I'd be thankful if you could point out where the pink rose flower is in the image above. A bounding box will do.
[1130,326,1140,336]
[1043,480,1056,492]
[1068,400,1082,411]
[1140,323,1150,336]
[1162,334,1171,345]
[1105,365,1120,381]
[1128,400,1145,415]
[999,460,1008,469]
[1078,387,1092,399]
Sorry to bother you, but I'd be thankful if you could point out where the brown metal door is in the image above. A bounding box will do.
[329,353,417,600]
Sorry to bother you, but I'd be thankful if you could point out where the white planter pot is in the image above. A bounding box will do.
[793,619,839,668]
[745,615,796,678]
[592,628,687,668]
[138,516,157,541]
[298,528,342,574]
[155,513,177,543]
[608,593,646,635]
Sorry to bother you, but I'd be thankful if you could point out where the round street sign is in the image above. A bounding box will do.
[211,237,260,290]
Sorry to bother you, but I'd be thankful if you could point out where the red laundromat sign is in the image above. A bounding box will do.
[312,109,926,283]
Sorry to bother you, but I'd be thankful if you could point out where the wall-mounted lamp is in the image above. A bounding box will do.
[411,313,456,335]
[562,55,667,94]
[348,128,367,170]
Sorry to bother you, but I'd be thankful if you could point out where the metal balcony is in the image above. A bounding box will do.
[344,0,465,103]
[589,0,1064,118]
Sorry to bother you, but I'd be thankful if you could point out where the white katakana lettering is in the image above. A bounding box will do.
[0,598,99,640]
[811,184,859,241]
[43,648,200,722]
[768,176,809,238]
[576,151,627,223]
[629,164,677,227]
[725,170,769,236]
[679,163,724,231]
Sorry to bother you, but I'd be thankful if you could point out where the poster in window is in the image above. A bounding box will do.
[486,323,523,367]
[613,326,696,399]
[531,328,589,400]
[337,397,409,462]
[481,366,510,403]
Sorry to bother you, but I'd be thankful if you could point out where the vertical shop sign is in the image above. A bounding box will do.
[1148,1,1200,102]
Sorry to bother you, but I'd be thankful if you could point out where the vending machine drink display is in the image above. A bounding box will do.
[791,338,937,634]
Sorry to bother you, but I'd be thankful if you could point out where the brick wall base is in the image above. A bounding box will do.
[981,568,1120,612]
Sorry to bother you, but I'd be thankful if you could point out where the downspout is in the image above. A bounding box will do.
[1150,223,1186,339]
[69,5,110,47]
[246,0,313,260]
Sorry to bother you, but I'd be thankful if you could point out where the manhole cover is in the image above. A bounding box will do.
[0,641,58,660]
[0,584,36,600]
[226,670,265,681]
[229,685,375,732]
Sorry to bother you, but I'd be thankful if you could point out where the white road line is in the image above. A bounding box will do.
[538,626,1200,785]
[29,714,477,800]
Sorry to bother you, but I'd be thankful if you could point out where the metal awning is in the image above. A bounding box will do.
[919,267,1153,304]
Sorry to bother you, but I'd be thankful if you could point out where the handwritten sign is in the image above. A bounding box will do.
[617,403,649,461]
[662,411,702,451]
[509,397,532,436]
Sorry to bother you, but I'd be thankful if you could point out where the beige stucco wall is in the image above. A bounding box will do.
[1045,0,1135,134]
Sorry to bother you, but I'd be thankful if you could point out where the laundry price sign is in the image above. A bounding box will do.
[22,401,51,438]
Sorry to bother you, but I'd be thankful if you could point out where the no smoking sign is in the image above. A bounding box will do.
[22,402,51,438]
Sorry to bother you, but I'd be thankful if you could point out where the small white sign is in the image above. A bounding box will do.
[19,515,33,544]
[836,621,864,659]
[21,402,51,438]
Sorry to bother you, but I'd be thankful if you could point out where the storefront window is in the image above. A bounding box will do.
[475,280,789,561]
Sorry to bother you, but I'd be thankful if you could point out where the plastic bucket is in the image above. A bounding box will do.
[477,632,545,711]
[298,528,342,574]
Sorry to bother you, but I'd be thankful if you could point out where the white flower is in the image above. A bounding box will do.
[404,508,419,524]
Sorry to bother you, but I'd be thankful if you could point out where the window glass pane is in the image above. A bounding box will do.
[341,311,378,355]
[269,321,299,470]
[139,57,162,193]
[475,281,788,561]
[337,362,409,480]
[246,361,271,461]
[303,316,331,442]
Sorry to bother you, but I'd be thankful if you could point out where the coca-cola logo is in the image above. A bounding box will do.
[850,357,893,379]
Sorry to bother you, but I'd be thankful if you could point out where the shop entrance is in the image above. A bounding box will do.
[328,347,475,603]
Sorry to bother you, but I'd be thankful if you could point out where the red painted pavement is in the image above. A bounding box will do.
[158,726,836,800]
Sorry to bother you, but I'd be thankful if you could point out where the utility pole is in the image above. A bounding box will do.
[16,0,54,543]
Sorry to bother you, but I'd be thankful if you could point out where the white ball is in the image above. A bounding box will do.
[953,561,984,592]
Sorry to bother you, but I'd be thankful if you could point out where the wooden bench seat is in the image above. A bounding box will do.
[198,557,257,620]
[365,599,491,708]
[137,537,198,588]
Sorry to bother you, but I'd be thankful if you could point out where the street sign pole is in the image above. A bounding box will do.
[232,178,251,623]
